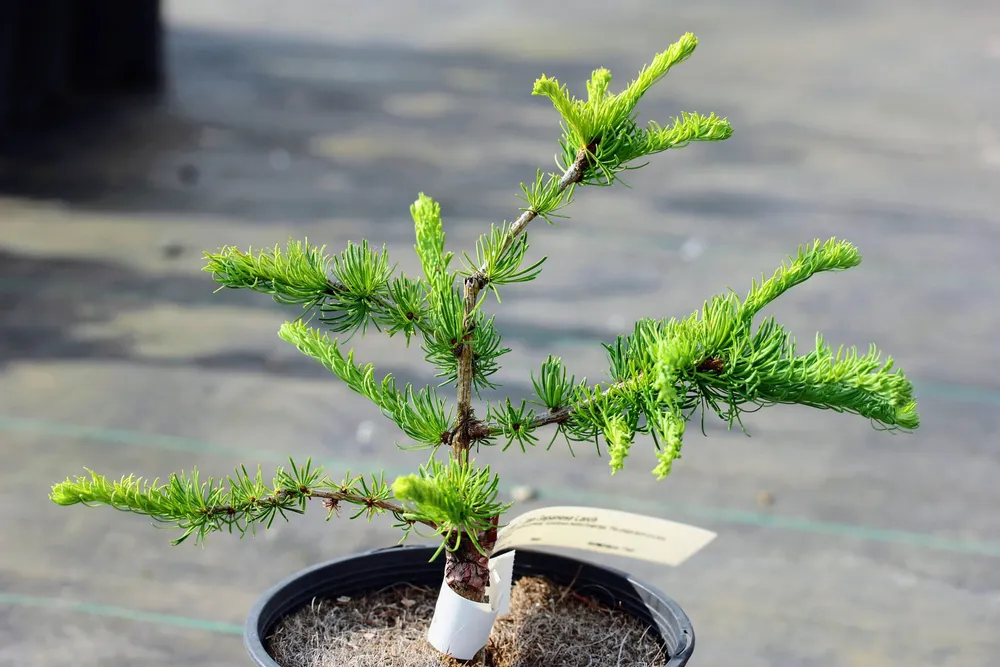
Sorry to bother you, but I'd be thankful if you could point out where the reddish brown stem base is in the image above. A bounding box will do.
[444,515,499,602]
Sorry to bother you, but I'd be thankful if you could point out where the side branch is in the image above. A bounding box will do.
[478,373,645,439]
[526,406,574,430]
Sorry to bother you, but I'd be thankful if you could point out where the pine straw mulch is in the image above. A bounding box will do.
[268,575,669,667]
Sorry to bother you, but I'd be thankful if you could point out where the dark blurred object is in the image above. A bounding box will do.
[0,0,162,141]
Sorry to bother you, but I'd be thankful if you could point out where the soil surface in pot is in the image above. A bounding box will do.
[268,576,669,666]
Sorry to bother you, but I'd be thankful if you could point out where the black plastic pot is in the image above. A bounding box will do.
[246,545,695,666]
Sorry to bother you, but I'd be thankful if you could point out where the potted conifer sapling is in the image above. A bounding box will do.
[50,33,920,667]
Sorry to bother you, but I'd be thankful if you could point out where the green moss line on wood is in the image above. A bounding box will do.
[6,415,1000,558]
[0,593,243,636]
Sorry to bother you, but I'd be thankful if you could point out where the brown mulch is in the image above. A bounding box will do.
[268,575,669,667]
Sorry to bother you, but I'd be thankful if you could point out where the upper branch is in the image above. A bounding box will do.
[205,240,432,343]
[450,36,735,461]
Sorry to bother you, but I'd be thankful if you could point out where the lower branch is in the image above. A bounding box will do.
[50,462,436,545]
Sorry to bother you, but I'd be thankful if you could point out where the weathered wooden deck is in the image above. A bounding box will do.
[2,2,998,665]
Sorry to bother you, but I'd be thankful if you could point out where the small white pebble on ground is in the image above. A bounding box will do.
[356,421,376,444]
[511,485,536,502]
[680,237,706,261]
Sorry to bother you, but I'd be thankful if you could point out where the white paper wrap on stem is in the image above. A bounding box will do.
[426,550,516,660]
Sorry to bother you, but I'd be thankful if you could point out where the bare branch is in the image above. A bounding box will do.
[480,372,647,438]
[452,147,593,461]
[201,488,436,529]
[478,145,592,279]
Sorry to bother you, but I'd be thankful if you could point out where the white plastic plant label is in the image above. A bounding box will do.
[493,506,716,565]
[426,550,516,660]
